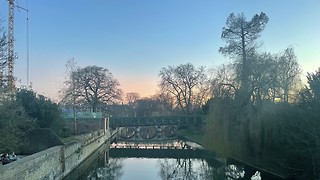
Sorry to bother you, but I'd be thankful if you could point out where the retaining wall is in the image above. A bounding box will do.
[0,130,110,180]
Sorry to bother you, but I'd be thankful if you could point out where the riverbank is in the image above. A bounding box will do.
[177,128,205,145]
[177,128,289,179]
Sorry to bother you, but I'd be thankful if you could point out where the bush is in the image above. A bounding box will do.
[0,100,35,153]
[16,89,66,137]
[20,128,63,155]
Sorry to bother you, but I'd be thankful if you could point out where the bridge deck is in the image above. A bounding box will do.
[110,115,206,127]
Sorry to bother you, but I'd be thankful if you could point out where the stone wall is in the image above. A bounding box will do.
[0,130,110,180]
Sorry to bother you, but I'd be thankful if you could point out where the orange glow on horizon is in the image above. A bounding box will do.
[119,76,158,98]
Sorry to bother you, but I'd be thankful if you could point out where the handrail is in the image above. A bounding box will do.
[109,115,206,128]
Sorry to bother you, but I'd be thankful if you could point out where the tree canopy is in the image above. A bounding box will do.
[16,89,65,136]
[220,12,269,100]
[0,99,35,152]
[159,63,211,114]
[61,65,123,112]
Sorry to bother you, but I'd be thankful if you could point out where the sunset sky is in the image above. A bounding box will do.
[0,0,319,101]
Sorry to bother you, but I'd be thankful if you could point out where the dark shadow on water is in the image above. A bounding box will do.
[63,142,123,180]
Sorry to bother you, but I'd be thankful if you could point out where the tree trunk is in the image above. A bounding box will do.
[240,26,250,104]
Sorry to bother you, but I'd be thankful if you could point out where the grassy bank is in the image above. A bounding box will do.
[177,128,205,146]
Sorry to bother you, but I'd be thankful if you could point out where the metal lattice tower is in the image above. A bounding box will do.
[7,0,15,93]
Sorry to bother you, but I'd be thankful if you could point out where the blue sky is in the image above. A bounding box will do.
[0,0,319,100]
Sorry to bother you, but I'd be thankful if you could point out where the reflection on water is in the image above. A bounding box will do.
[86,157,261,180]
[84,156,262,179]
[157,159,248,180]
[158,158,211,180]
[65,140,275,180]
[87,159,123,180]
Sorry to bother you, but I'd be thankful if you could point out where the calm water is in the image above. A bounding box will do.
[64,140,284,180]
[88,158,218,180]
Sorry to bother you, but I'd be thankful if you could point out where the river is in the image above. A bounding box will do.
[64,139,284,180]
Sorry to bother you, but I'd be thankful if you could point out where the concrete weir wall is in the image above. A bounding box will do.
[0,129,110,180]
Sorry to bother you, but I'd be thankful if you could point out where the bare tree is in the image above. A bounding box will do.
[230,48,300,104]
[210,64,238,99]
[159,63,210,114]
[125,92,140,107]
[134,94,173,117]
[277,47,301,103]
[60,58,79,132]
[61,65,123,112]
[60,59,80,107]
[247,52,279,103]
[125,92,140,116]
[219,12,269,101]
[152,93,174,115]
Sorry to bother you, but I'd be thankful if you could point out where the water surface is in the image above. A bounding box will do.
[64,140,284,180]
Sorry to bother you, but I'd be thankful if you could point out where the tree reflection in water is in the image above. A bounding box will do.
[157,158,247,180]
[87,159,124,180]
[158,159,196,180]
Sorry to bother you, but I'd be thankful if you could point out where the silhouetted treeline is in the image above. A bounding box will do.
[205,68,320,179]
[204,12,319,179]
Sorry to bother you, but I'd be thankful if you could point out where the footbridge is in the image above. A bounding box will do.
[109,115,206,128]
[114,125,177,142]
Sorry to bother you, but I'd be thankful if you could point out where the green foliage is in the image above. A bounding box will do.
[279,105,318,177]
[290,68,320,178]
[205,69,320,178]
[0,100,35,153]
[16,89,66,137]
[204,98,233,156]
[20,128,63,155]
[299,68,320,110]
[220,12,269,57]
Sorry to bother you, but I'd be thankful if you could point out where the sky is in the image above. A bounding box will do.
[0,0,319,101]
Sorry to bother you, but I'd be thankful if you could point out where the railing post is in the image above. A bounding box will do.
[60,146,66,173]
[104,117,109,134]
